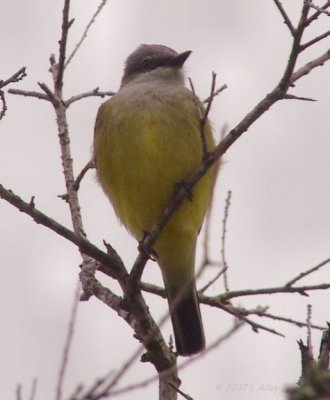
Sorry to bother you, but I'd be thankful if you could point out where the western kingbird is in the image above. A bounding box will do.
[94,44,215,355]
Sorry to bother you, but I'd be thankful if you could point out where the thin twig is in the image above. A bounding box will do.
[300,28,330,51]
[0,67,27,119]
[290,49,330,83]
[216,283,330,301]
[0,91,7,120]
[28,378,38,400]
[283,93,316,101]
[188,77,208,158]
[279,1,310,90]
[65,88,115,106]
[188,73,218,158]
[254,310,325,330]
[8,88,49,101]
[73,159,95,190]
[306,304,313,352]
[38,82,59,105]
[109,321,243,398]
[177,321,245,370]
[16,385,22,400]
[318,323,330,370]
[198,266,228,294]
[273,0,296,35]
[306,0,330,21]
[0,184,127,280]
[56,0,71,89]
[65,0,108,68]
[198,126,226,279]
[56,283,81,400]
[167,382,193,400]
[285,257,330,287]
[202,84,227,104]
[0,67,26,89]
[221,190,231,292]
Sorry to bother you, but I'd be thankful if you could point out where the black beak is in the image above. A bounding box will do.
[169,50,192,67]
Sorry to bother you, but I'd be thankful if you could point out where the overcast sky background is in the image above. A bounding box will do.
[1,1,330,399]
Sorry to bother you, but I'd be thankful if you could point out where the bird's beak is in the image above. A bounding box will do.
[169,50,192,67]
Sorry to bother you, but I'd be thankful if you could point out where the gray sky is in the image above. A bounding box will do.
[1,1,330,399]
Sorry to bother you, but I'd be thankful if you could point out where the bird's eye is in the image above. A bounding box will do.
[142,55,155,69]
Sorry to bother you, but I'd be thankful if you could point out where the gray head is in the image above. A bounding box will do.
[121,44,191,87]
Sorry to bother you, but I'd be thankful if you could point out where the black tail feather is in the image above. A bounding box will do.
[169,286,205,356]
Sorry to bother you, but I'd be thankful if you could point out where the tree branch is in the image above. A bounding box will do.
[56,0,71,90]
[65,0,109,68]
[212,283,330,301]
[273,0,296,35]
[0,184,128,281]
[65,88,115,107]
[290,49,330,83]
[0,67,27,119]
[285,258,330,287]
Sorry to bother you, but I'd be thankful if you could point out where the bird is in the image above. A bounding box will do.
[93,44,216,356]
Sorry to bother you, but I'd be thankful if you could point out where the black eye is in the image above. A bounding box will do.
[142,55,156,70]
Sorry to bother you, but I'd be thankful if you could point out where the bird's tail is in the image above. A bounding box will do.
[167,282,205,356]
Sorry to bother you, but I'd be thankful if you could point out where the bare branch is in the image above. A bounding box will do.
[178,321,245,370]
[318,323,330,370]
[221,190,231,292]
[279,1,310,90]
[198,126,226,276]
[167,382,193,400]
[0,183,128,281]
[79,261,124,310]
[198,266,227,294]
[210,283,330,301]
[56,283,80,400]
[73,159,95,191]
[309,2,330,16]
[56,0,71,89]
[273,0,296,35]
[65,88,115,107]
[16,385,22,400]
[306,0,330,24]
[285,258,330,287]
[255,310,325,330]
[8,88,49,101]
[306,304,313,352]
[301,29,330,51]
[108,321,244,398]
[0,91,7,120]
[65,0,109,68]
[38,82,59,105]
[283,93,316,101]
[0,67,27,119]
[189,72,218,159]
[290,49,330,83]
[0,67,26,89]
[202,84,227,104]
